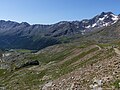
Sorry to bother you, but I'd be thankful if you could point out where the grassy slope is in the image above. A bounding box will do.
[0,40,119,90]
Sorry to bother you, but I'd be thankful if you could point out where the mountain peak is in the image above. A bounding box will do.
[88,12,119,28]
[101,12,113,15]
[21,22,30,26]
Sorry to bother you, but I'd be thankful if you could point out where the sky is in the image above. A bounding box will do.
[0,0,120,24]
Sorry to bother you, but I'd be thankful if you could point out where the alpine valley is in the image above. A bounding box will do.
[1,12,120,90]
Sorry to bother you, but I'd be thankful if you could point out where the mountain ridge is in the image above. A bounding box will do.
[0,12,119,50]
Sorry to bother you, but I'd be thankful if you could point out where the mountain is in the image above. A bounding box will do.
[0,12,119,50]
[82,19,120,43]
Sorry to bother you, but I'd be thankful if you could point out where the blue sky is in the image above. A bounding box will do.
[0,0,120,24]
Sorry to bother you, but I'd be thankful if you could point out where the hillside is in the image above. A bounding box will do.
[0,38,120,89]
[83,20,120,43]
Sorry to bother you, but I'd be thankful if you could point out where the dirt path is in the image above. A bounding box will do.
[95,45,102,50]
[114,48,120,55]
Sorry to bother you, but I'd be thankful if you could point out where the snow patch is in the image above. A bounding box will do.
[92,23,97,27]
[99,15,108,21]
[85,25,91,28]
[111,14,119,21]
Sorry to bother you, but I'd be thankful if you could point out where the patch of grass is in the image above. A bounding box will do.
[51,47,99,78]
[16,49,32,53]
[2,69,47,89]
[22,70,46,85]
[113,80,120,89]
[26,47,74,64]
[98,43,112,48]
[60,47,99,68]
[0,69,6,77]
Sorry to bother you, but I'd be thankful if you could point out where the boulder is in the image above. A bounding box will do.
[16,60,39,69]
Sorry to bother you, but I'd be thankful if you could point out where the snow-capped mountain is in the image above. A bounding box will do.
[77,12,119,35]
[50,12,120,35]
[84,12,119,29]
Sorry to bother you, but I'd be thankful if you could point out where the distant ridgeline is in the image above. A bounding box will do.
[0,12,119,50]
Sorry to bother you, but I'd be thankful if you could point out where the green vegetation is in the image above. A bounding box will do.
[16,49,32,53]
[25,49,73,65]
[46,47,100,78]
[98,43,112,48]
[113,80,120,89]
[0,69,6,77]
[60,47,99,68]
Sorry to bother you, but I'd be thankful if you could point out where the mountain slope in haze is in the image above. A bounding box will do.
[0,12,119,50]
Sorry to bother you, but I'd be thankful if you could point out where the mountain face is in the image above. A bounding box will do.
[84,20,120,43]
[0,12,119,50]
